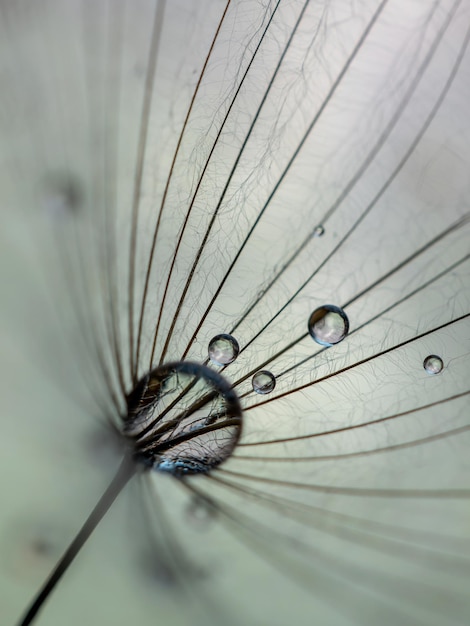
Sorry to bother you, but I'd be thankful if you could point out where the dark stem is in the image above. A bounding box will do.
[18,455,138,626]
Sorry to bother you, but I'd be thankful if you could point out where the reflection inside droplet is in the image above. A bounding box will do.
[252,370,276,394]
[124,361,242,476]
[423,354,444,375]
[208,333,240,365]
[308,305,349,347]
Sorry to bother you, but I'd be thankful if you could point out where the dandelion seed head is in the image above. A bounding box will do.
[1,0,470,625]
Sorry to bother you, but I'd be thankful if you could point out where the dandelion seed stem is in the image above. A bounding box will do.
[17,455,137,626]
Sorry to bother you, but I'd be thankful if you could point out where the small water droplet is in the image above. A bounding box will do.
[308,305,349,346]
[208,333,239,365]
[252,370,276,394]
[423,354,444,375]
[313,225,324,237]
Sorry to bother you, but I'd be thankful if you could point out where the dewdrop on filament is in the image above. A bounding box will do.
[124,361,242,476]
[308,305,349,347]
[208,333,240,366]
[423,354,444,375]
[252,370,276,395]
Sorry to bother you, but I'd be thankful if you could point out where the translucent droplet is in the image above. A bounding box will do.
[208,333,239,365]
[423,354,444,375]
[252,370,276,394]
[125,361,242,476]
[313,225,325,237]
[308,305,349,346]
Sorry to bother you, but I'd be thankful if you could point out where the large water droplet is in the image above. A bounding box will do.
[308,305,349,346]
[208,333,239,365]
[313,225,324,237]
[423,354,444,375]
[252,370,276,394]
[125,361,242,476]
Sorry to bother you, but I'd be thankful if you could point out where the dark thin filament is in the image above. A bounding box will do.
[127,0,166,378]
[177,0,390,362]
[235,389,470,457]
[17,456,137,626]
[160,0,317,364]
[206,472,470,555]
[135,0,234,379]
[227,0,459,340]
[146,0,280,370]
[229,17,469,369]
[233,224,469,398]
[217,466,470,499]
[203,474,470,577]
[241,312,470,419]
[181,478,433,626]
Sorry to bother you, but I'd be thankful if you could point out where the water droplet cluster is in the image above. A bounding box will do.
[126,300,445,474]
